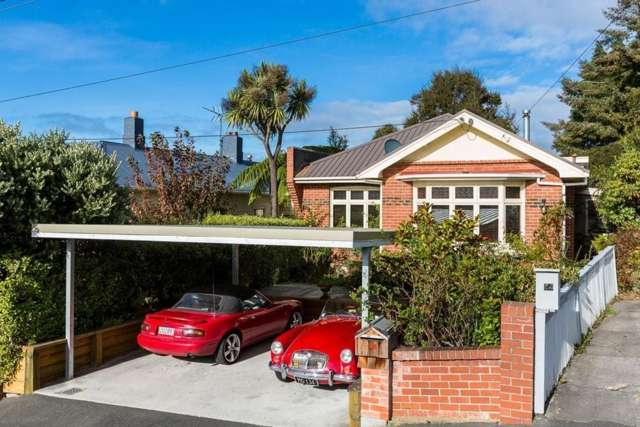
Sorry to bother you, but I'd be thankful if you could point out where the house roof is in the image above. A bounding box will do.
[97,140,258,193]
[295,110,588,182]
[296,114,453,179]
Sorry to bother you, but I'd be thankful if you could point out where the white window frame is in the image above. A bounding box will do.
[412,181,526,242]
[330,187,382,229]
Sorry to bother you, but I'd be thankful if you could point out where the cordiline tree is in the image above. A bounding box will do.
[129,127,229,223]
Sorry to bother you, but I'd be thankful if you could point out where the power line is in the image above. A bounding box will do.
[0,0,481,104]
[64,122,418,142]
[527,18,615,113]
[0,0,36,13]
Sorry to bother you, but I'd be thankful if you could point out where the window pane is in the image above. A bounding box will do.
[479,205,499,241]
[417,187,426,199]
[333,190,346,200]
[506,186,521,199]
[368,190,380,200]
[432,187,449,199]
[432,205,450,223]
[367,205,380,228]
[506,205,521,236]
[350,205,364,227]
[333,205,346,228]
[455,205,474,219]
[455,187,474,199]
[479,187,498,199]
[351,191,364,200]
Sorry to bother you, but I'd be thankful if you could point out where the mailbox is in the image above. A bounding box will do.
[355,317,398,369]
[535,268,560,312]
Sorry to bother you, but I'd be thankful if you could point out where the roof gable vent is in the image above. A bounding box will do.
[384,138,401,154]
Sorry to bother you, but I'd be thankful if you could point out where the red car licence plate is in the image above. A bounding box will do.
[294,377,319,386]
[157,326,175,336]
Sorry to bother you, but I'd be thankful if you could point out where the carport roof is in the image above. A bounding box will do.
[32,223,393,248]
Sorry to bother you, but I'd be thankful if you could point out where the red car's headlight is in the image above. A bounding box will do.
[340,349,353,364]
[182,328,205,337]
[271,341,284,355]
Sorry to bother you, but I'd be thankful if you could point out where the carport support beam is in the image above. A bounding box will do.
[361,246,371,327]
[232,244,239,285]
[65,239,75,380]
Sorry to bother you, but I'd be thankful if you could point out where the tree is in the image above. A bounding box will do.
[0,120,128,252]
[372,124,398,139]
[405,68,517,132]
[302,127,349,154]
[224,63,316,216]
[129,127,229,223]
[596,129,640,228]
[546,1,640,169]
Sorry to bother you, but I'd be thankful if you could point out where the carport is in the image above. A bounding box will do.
[31,223,393,381]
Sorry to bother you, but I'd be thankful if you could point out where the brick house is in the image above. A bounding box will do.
[287,110,589,254]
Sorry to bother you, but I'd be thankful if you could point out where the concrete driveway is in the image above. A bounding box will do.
[35,341,349,427]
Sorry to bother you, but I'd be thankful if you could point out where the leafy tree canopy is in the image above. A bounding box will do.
[405,68,517,132]
[546,0,640,169]
[0,120,128,252]
[596,128,640,228]
[372,124,398,139]
[129,127,229,223]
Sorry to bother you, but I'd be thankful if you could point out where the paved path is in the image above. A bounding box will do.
[537,300,640,427]
[0,394,260,427]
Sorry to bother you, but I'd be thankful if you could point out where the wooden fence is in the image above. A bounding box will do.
[4,320,140,395]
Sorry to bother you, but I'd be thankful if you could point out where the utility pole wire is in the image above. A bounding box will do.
[527,18,615,113]
[0,0,481,104]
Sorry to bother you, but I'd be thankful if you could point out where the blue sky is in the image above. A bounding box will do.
[0,0,613,159]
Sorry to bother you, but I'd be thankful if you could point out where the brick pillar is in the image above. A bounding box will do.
[499,302,535,425]
[286,147,303,213]
[361,365,392,426]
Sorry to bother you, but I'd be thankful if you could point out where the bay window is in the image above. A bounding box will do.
[331,187,381,228]
[414,183,525,242]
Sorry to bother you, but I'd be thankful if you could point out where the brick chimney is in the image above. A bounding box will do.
[221,132,243,163]
[124,111,145,150]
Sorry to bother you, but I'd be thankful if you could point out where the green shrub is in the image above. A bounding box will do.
[361,206,533,348]
[0,255,64,385]
[201,213,308,227]
[611,225,640,292]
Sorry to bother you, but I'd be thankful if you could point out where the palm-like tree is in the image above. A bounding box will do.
[230,153,288,208]
[223,63,316,216]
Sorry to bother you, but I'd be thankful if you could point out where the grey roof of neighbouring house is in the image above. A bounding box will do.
[96,140,257,193]
[296,114,454,178]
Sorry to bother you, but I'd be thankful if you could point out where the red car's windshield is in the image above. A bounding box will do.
[321,298,359,318]
[173,292,242,314]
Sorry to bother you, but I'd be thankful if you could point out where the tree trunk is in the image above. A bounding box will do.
[268,156,278,217]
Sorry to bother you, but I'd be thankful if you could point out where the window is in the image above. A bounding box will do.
[331,188,381,228]
[414,183,524,242]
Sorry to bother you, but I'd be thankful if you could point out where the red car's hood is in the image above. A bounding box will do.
[285,316,360,357]
[147,309,229,325]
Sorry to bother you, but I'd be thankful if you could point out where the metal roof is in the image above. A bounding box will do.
[32,224,393,249]
[296,114,453,178]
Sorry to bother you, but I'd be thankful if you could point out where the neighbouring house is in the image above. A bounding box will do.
[96,111,272,216]
[287,110,590,255]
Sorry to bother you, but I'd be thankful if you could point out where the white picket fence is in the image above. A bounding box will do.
[533,245,618,414]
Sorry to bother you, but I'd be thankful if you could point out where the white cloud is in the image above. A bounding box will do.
[0,21,166,62]
[486,73,519,88]
[502,84,568,150]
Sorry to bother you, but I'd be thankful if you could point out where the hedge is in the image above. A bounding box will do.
[201,213,309,227]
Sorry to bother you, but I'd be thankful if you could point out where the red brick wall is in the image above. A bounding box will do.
[392,348,501,423]
[361,301,535,425]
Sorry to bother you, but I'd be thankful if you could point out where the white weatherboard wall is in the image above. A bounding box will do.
[534,246,618,413]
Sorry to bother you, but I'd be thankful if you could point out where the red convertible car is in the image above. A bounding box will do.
[269,298,360,386]
[138,287,302,364]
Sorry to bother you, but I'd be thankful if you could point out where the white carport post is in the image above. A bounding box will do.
[361,246,371,327]
[65,239,76,380]
[231,244,240,285]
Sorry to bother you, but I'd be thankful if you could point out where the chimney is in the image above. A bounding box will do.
[220,132,243,163]
[522,110,531,141]
[124,111,145,150]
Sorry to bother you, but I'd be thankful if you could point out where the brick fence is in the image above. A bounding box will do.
[360,302,535,425]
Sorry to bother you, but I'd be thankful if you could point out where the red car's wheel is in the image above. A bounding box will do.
[274,371,293,382]
[216,332,242,364]
[287,311,303,329]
